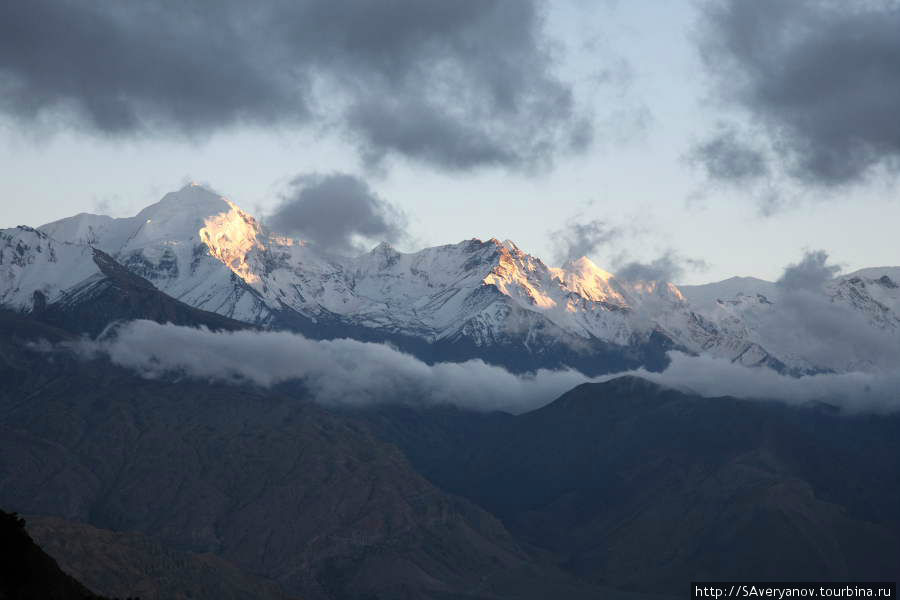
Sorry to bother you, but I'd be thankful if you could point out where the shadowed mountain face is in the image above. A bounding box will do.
[359,377,900,593]
[31,248,249,337]
[0,313,621,600]
[25,515,298,600]
[0,509,107,600]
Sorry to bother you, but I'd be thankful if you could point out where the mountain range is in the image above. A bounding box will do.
[3,185,900,598]
[3,184,898,375]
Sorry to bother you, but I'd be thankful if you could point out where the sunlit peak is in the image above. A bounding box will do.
[198,200,265,284]
[564,256,614,280]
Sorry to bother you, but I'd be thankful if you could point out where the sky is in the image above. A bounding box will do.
[1,0,898,284]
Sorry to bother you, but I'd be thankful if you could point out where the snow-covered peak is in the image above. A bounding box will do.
[482,240,559,310]
[840,267,900,286]
[550,257,627,306]
[125,185,231,250]
[0,226,100,309]
[198,199,270,284]
[627,280,687,303]
[36,184,234,257]
[39,213,117,247]
[561,256,612,279]
[680,276,778,311]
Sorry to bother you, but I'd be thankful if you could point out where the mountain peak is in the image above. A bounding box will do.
[371,240,397,254]
[156,183,228,209]
[198,199,266,284]
[560,256,613,279]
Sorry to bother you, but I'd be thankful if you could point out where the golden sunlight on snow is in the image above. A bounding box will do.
[199,200,265,284]
[482,244,558,309]
[629,280,686,301]
[550,256,628,307]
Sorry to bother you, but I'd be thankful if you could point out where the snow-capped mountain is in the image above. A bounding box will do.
[681,269,900,373]
[3,184,898,375]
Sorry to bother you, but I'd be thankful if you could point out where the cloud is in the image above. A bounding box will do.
[550,217,622,264]
[267,173,408,255]
[777,249,841,292]
[63,320,900,415]
[696,0,900,187]
[633,351,900,414]
[687,123,769,183]
[73,320,591,414]
[615,251,708,283]
[758,251,900,371]
[0,0,590,171]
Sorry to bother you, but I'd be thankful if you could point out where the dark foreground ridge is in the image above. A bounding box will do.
[0,509,109,600]
[360,376,900,592]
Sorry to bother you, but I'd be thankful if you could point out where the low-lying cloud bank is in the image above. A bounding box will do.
[74,320,591,414]
[69,320,900,414]
[631,352,900,414]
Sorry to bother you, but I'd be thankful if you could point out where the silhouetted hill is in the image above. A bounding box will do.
[0,509,107,600]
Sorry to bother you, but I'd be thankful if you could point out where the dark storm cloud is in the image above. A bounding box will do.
[777,250,841,292]
[268,174,407,256]
[0,2,299,134]
[615,251,708,283]
[688,124,769,183]
[696,0,900,186]
[550,217,622,264]
[0,0,588,171]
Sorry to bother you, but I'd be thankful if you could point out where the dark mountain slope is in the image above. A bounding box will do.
[0,314,620,600]
[0,509,107,600]
[31,249,248,336]
[271,301,676,377]
[360,377,900,593]
[25,515,298,600]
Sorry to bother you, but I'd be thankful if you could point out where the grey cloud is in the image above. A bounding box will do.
[550,217,622,264]
[0,2,299,134]
[697,0,900,186]
[74,320,591,414]
[0,0,589,171]
[754,251,900,371]
[615,251,708,283]
[268,173,408,256]
[630,352,900,414]
[777,250,841,292]
[688,123,769,183]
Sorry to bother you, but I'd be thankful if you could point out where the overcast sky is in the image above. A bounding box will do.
[2,0,898,284]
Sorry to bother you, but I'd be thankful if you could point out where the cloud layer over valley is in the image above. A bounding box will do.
[74,320,592,414]
[66,320,900,415]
